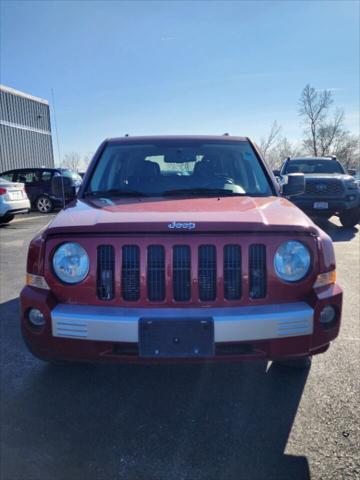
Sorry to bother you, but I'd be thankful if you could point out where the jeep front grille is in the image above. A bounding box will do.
[173,245,191,301]
[249,244,267,299]
[96,240,268,304]
[121,245,140,301]
[147,245,165,301]
[198,245,217,301]
[97,245,115,300]
[224,245,242,300]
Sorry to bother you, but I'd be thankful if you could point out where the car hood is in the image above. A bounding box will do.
[302,173,352,181]
[44,195,319,236]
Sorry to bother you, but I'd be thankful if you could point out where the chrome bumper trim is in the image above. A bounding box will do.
[51,303,314,343]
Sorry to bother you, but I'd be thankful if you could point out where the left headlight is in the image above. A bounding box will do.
[52,242,90,284]
[274,241,311,282]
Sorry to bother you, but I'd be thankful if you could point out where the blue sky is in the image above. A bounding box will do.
[1,0,359,161]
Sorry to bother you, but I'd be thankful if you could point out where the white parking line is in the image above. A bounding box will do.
[12,215,53,223]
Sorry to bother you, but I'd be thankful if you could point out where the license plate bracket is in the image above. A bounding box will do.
[9,191,23,200]
[139,318,214,358]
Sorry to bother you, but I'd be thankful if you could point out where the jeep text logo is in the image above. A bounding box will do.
[168,221,196,230]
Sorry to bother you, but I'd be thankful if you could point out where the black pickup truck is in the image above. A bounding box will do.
[276,156,360,228]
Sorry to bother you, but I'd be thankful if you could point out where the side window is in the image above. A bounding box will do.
[1,172,14,182]
[31,170,42,183]
[16,171,31,183]
[41,170,53,182]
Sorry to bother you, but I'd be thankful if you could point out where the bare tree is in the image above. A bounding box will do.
[317,109,345,156]
[273,137,299,163]
[82,152,94,170]
[332,133,360,170]
[61,152,81,171]
[258,121,282,161]
[299,84,333,156]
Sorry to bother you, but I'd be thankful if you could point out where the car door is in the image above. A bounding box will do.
[39,170,54,197]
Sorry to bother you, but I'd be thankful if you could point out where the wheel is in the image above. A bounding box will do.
[272,356,312,370]
[36,196,54,213]
[0,214,15,224]
[339,207,360,228]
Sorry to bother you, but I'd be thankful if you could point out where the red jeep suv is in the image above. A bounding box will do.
[20,136,342,366]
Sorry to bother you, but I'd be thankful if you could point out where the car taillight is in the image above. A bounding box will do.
[0,188,7,195]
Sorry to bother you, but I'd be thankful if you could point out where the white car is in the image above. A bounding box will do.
[0,177,30,224]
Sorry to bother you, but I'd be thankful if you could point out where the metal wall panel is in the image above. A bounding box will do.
[0,87,54,172]
[0,125,54,172]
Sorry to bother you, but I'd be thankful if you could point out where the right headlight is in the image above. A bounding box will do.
[345,180,357,190]
[274,241,311,282]
[52,242,90,284]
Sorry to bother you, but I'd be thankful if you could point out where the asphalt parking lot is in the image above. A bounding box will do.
[0,213,359,480]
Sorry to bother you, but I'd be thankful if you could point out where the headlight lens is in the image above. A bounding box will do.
[346,180,357,190]
[274,241,311,282]
[53,242,89,284]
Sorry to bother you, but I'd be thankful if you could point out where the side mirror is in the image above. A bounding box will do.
[52,176,77,200]
[282,173,305,196]
[273,169,280,177]
[348,169,356,176]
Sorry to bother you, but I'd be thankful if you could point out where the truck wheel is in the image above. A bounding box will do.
[339,208,360,228]
[273,356,312,370]
[0,214,15,224]
[36,196,54,213]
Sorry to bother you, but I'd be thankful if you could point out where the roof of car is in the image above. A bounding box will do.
[1,167,71,173]
[106,135,248,144]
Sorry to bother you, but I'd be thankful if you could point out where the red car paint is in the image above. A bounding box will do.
[20,136,342,363]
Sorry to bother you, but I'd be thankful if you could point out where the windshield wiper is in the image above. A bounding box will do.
[162,188,246,196]
[84,188,148,198]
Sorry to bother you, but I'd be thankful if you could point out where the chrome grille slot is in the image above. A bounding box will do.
[199,245,217,301]
[249,244,266,299]
[173,246,191,301]
[147,245,165,301]
[224,245,241,300]
[97,245,115,300]
[122,245,140,301]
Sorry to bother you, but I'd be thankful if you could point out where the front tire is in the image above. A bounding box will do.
[339,207,360,228]
[0,214,15,224]
[36,196,54,213]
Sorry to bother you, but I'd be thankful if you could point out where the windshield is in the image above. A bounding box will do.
[85,141,272,197]
[284,159,345,174]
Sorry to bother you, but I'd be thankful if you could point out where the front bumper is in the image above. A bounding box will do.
[20,284,343,363]
[291,195,359,215]
[51,303,314,342]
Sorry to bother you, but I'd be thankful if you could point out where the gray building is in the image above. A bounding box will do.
[0,84,54,173]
